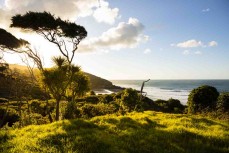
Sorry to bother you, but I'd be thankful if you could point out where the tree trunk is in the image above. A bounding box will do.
[55,98,61,121]
[140,79,150,102]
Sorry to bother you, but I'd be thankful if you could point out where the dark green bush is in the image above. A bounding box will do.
[64,101,81,119]
[217,92,229,112]
[167,98,184,113]
[141,97,157,110]
[0,98,8,103]
[89,90,96,95]
[0,108,19,127]
[99,94,114,104]
[85,95,100,103]
[187,85,219,114]
[154,99,184,113]
[120,88,141,112]
[29,99,55,116]
[80,103,116,118]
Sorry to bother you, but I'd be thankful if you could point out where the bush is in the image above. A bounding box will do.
[75,96,100,104]
[0,98,8,103]
[0,108,19,127]
[120,88,141,112]
[99,94,114,104]
[64,101,81,119]
[167,98,185,113]
[187,85,219,114]
[154,99,185,113]
[217,92,229,112]
[89,90,96,95]
[29,100,55,116]
[80,103,116,118]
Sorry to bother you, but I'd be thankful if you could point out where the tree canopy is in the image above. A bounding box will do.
[0,28,28,50]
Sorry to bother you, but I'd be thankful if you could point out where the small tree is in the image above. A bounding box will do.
[217,92,229,112]
[187,85,219,114]
[42,57,89,120]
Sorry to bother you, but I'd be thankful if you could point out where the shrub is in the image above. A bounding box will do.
[89,90,96,95]
[120,88,141,112]
[0,98,8,103]
[29,100,55,116]
[217,92,229,112]
[84,95,100,104]
[100,94,114,104]
[64,101,80,119]
[80,103,116,118]
[141,97,157,110]
[0,108,19,127]
[167,98,184,113]
[154,99,185,113]
[187,85,219,114]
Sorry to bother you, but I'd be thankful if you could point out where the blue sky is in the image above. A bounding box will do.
[0,0,229,79]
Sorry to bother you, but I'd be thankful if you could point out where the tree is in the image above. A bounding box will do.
[187,85,219,114]
[42,57,89,120]
[11,11,87,65]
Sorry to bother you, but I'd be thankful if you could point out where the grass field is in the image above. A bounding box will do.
[0,111,228,153]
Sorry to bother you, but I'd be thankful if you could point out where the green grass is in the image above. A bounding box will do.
[0,111,228,153]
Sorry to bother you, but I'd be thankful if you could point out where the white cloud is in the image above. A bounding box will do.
[176,39,203,48]
[208,41,218,47]
[182,50,190,55]
[202,8,210,12]
[93,1,119,24]
[1,0,119,23]
[0,8,13,28]
[78,18,148,52]
[194,51,202,55]
[144,48,151,54]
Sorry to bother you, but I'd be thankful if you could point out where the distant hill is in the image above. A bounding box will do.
[9,64,123,91]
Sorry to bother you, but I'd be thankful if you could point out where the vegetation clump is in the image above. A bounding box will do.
[188,85,219,113]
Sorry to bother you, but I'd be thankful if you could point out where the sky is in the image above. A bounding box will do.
[0,0,229,80]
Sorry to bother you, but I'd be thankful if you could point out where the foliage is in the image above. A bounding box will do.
[119,88,141,112]
[0,111,228,153]
[89,90,96,95]
[29,99,55,116]
[0,108,19,127]
[11,11,87,39]
[42,57,90,120]
[11,11,87,64]
[0,98,8,103]
[0,28,28,50]
[217,92,229,112]
[80,103,117,118]
[167,98,185,113]
[100,94,114,104]
[63,101,80,119]
[188,85,219,114]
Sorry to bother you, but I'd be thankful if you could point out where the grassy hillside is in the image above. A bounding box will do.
[8,64,122,90]
[0,111,228,153]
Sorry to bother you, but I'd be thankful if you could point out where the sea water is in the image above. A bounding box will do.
[111,80,229,105]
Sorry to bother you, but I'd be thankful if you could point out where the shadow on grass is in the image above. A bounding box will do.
[37,117,228,153]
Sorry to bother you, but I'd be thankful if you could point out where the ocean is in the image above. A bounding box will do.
[111,80,229,105]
